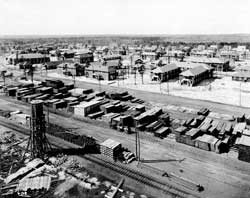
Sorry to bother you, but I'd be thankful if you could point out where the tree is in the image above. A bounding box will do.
[133,66,137,85]
[1,70,7,86]
[138,64,145,84]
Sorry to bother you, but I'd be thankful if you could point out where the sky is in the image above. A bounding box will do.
[0,0,250,35]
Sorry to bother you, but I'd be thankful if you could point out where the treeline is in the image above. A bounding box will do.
[1,34,250,49]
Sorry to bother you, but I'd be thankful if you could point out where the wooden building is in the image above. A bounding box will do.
[74,50,94,63]
[184,56,229,71]
[58,62,85,76]
[151,63,181,82]
[103,55,122,61]
[7,53,50,65]
[85,61,118,80]
[179,65,213,86]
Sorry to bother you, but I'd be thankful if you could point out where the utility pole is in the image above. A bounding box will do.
[167,80,169,95]
[133,67,136,85]
[137,129,140,163]
[117,70,120,87]
[134,120,141,164]
[98,76,101,92]
[239,81,242,106]
[135,123,138,160]
[159,80,162,94]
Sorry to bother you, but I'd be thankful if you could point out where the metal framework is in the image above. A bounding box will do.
[25,100,51,159]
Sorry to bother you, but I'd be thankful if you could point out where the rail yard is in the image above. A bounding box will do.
[1,76,250,197]
[2,30,250,197]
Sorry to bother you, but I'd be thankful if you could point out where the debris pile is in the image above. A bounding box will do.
[0,121,149,198]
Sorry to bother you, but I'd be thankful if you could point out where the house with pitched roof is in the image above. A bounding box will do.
[85,61,118,80]
[151,63,181,82]
[179,65,213,86]
[184,56,229,71]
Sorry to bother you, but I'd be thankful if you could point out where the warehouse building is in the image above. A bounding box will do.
[151,63,181,82]
[85,61,118,80]
[163,50,185,62]
[184,56,229,71]
[57,62,85,76]
[103,55,122,61]
[176,62,208,71]
[179,65,214,86]
[7,53,50,65]
[219,50,240,61]
[141,52,158,61]
[74,50,94,63]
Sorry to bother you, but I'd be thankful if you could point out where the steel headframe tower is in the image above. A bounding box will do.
[26,100,51,159]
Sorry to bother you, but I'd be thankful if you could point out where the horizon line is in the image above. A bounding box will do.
[1,33,250,38]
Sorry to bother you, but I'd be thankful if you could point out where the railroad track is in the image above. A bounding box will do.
[84,154,200,198]
[0,116,200,198]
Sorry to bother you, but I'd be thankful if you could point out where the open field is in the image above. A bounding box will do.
[1,95,250,198]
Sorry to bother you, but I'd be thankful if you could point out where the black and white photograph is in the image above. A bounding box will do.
[0,0,250,197]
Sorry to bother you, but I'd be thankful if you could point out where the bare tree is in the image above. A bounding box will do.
[138,64,145,84]
[1,70,7,86]
[134,66,137,85]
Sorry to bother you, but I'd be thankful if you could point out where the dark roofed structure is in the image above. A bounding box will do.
[151,63,181,82]
[8,53,50,65]
[180,65,213,86]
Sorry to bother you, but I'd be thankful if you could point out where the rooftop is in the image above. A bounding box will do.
[100,138,121,149]
[8,53,47,59]
[152,63,179,74]
[16,176,51,192]
[180,65,210,77]
[185,56,227,64]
